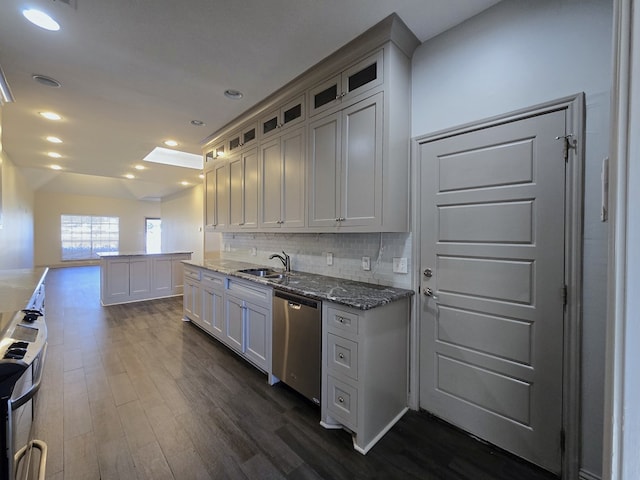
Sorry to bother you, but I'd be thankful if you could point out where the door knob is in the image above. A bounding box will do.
[424,288,438,300]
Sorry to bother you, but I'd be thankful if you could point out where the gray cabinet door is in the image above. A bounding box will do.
[214,161,230,229]
[229,153,244,227]
[308,111,341,227]
[203,285,224,337]
[244,302,269,370]
[340,92,382,228]
[224,294,245,352]
[129,258,151,295]
[259,137,282,228]
[242,147,259,229]
[281,127,305,228]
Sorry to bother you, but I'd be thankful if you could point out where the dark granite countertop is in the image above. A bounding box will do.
[183,259,414,311]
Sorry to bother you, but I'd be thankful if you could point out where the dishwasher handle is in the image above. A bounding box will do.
[274,290,319,309]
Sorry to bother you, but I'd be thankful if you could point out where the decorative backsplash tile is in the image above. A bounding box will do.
[213,232,413,289]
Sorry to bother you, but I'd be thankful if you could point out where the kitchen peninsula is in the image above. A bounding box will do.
[98,251,191,306]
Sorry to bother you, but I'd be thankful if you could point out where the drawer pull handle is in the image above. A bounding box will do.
[338,353,345,359]
[338,396,345,404]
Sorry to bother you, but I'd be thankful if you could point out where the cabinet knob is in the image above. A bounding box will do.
[338,396,345,404]
[337,316,345,323]
[338,353,345,359]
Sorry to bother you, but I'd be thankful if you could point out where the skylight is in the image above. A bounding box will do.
[143,147,201,170]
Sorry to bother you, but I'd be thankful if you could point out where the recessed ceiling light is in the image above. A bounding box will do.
[22,9,60,31]
[124,174,135,179]
[50,164,62,170]
[46,136,62,143]
[39,111,61,120]
[164,139,178,147]
[47,152,62,158]
[190,120,205,127]
[134,164,145,170]
[32,74,61,88]
[224,89,243,100]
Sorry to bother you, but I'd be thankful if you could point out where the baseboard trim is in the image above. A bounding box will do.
[579,468,601,480]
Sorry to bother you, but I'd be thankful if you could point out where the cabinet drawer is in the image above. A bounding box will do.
[183,266,201,281]
[227,278,271,305]
[326,375,357,429]
[326,306,359,335]
[327,333,358,381]
[202,270,225,289]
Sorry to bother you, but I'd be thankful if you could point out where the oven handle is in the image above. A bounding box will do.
[14,440,48,480]
[11,342,48,411]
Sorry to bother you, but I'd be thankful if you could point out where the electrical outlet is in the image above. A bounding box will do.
[326,252,334,266]
[393,257,408,274]
[362,256,371,271]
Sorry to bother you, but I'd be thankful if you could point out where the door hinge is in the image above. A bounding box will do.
[556,134,577,162]
[562,285,568,307]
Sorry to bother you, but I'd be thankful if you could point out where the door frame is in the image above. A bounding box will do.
[409,94,584,479]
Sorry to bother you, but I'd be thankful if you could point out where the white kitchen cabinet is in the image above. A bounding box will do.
[183,265,202,326]
[201,17,417,234]
[308,50,383,117]
[205,160,229,230]
[102,257,131,302]
[308,93,383,229]
[259,127,305,229]
[101,253,191,306]
[101,255,151,305]
[204,141,226,171]
[152,254,189,296]
[185,266,273,375]
[201,269,225,336]
[259,94,305,140]
[227,122,257,154]
[224,277,272,371]
[229,147,259,230]
[321,298,409,454]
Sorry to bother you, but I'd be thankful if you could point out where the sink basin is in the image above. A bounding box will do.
[239,268,281,277]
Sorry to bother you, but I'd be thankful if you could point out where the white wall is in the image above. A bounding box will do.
[0,108,35,269]
[411,0,612,477]
[34,191,160,267]
[160,184,204,264]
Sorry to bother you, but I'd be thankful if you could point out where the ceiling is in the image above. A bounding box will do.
[0,0,501,201]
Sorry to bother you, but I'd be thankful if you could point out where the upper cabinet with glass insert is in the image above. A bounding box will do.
[228,122,258,154]
[259,94,305,139]
[309,50,383,117]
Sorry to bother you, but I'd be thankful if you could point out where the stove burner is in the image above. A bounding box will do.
[3,342,30,360]
[21,309,42,323]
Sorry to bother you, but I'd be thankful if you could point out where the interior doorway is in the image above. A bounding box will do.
[145,217,161,253]
[413,95,584,477]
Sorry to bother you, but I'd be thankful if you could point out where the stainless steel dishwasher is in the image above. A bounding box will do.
[272,290,321,405]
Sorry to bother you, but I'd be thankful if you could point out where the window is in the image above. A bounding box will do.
[60,215,119,260]
[145,218,161,253]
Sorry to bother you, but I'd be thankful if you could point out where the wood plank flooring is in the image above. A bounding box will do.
[35,266,558,479]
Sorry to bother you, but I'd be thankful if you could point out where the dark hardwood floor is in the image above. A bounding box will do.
[36,266,558,480]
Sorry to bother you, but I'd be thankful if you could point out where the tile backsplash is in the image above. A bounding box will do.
[214,232,413,290]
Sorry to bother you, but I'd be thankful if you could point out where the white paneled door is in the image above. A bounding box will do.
[419,109,566,474]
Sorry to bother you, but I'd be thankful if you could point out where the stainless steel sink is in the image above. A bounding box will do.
[239,268,281,277]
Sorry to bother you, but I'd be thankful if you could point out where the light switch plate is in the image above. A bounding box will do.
[393,257,408,274]
[362,256,371,271]
[326,252,334,266]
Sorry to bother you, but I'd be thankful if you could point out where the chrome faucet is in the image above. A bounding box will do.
[269,251,290,272]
